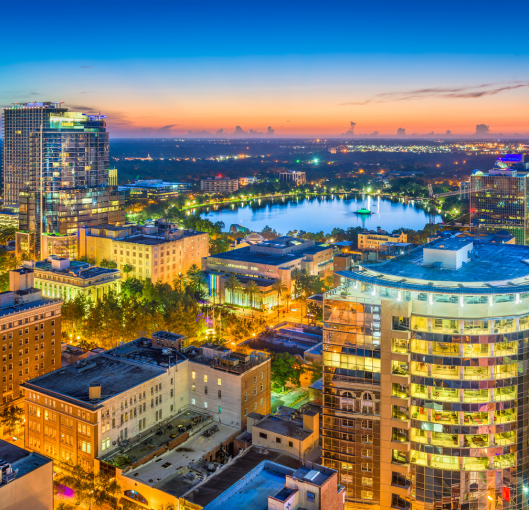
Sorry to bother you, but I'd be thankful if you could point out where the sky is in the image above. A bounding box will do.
[1,0,529,138]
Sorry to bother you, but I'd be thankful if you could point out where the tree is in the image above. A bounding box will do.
[0,404,23,435]
[244,280,259,316]
[61,293,88,342]
[121,277,144,299]
[271,352,305,392]
[224,274,241,305]
[0,227,18,245]
[54,461,121,510]
[122,263,133,279]
[271,279,288,323]
[284,292,292,312]
[100,259,117,269]
[309,361,323,383]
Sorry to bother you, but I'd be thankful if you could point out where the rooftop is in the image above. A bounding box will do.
[0,440,51,483]
[34,260,120,280]
[22,355,164,408]
[253,414,314,441]
[341,236,529,293]
[180,448,301,508]
[105,337,186,367]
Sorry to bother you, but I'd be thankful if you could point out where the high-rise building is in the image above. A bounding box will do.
[470,161,529,244]
[324,236,529,510]
[2,102,125,256]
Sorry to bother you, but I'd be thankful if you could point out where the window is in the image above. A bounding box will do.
[276,437,281,444]
[218,378,221,386]
[192,371,196,380]
[362,435,373,443]
[362,449,373,458]
[288,441,293,447]
[362,463,372,473]
[259,432,267,439]
[204,402,208,409]
[204,375,208,383]
[362,420,373,429]
[218,390,221,399]
[191,398,196,405]
[307,492,315,503]
[362,477,373,487]
[361,490,373,500]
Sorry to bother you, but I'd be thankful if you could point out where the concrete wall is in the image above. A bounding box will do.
[3,458,53,510]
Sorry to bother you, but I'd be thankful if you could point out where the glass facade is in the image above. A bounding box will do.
[323,276,529,510]
[3,102,125,256]
[470,170,529,245]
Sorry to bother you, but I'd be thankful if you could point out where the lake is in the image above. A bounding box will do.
[198,194,442,234]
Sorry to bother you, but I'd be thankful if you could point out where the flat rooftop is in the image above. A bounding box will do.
[35,260,120,279]
[180,448,301,508]
[23,355,164,408]
[342,237,529,293]
[106,338,186,366]
[0,293,58,319]
[127,421,238,489]
[0,440,51,480]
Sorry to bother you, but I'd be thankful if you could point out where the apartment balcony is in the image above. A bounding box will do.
[463,457,489,471]
[495,431,516,446]
[391,475,412,499]
[433,412,458,425]
[463,413,489,425]
[431,455,460,470]
[463,434,489,448]
[492,453,516,469]
[431,433,458,448]
[494,410,516,424]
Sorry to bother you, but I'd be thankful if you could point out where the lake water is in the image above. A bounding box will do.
[198,195,442,234]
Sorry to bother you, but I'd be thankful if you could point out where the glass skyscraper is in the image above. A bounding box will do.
[2,102,124,256]
[323,236,529,510]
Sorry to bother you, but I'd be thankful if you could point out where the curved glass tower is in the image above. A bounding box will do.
[322,236,529,510]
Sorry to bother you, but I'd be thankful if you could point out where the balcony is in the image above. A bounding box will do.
[392,430,409,443]
[495,386,516,402]
[494,410,516,424]
[433,343,459,356]
[392,450,409,466]
[432,365,459,380]
[392,339,409,354]
[392,384,409,399]
[463,344,490,357]
[410,430,427,444]
[411,407,428,422]
[431,433,458,448]
[463,367,490,381]
[493,453,516,469]
[410,451,427,467]
[464,413,489,425]
[495,431,516,446]
[431,455,459,470]
[463,389,489,403]
[410,385,428,400]
[463,434,489,448]
[463,457,489,471]
[494,364,517,380]
[495,342,517,356]
[432,388,459,402]
[410,362,428,377]
[392,362,409,376]
[393,407,410,421]
[433,412,458,425]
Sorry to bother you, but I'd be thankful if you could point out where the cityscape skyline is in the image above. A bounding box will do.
[1,1,528,138]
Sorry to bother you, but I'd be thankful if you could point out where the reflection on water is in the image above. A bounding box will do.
[198,195,442,233]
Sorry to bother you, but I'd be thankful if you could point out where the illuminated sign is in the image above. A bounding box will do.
[497,155,523,163]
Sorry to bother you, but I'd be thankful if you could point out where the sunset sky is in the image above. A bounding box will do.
[2,0,528,137]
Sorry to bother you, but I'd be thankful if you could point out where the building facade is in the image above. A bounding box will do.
[203,237,333,309]
[357,230,408,251]
[0,269,61,411]
[323,236,529,510]
[470,166,529,245]
[79,222,208,283]
[3,102,125,257]
[32,257,121,302]
[279,170,306,186]
[22,332,270,469]
[201,178,240,193]
[120,179,191,201]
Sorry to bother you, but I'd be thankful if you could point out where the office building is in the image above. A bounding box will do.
[470,158,529,244]
[357,230,407,251]
[22,331,270,469]
[279,170,306,186]
[0,440,53,510]
[119,179,191,201]
[0,268,61,410]
[0,209,19,230]
[3,102,125,257]
[31,257,121,301]
[203,236,333,309]
[324,235,529,509]
[239,176,258,186]
[79,222,208,283]
[201,177,240,193]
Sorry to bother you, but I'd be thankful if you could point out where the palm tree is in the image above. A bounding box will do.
[244,280,259,317]
[225,274,241,305]
[172,273,187,293]
[285,292,292,313]
[122,263,133,279]
[271,279,288,323]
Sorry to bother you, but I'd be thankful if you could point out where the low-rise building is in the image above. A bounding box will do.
[204,236,333,309]
[246,409,319,460]
[0,209,19,229]
[79,222,208,283]
[22,332,270,469]
[184,452,344,510]
[0,440,53,510]
[31,257,121,302]
[357,229,407,251]
[120,179,191,201]
[239,176,258,186]
[0,269,61,411]
[201,178,239,193]
[279,170,306,185]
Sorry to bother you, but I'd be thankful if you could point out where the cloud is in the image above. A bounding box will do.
[30,92,40,96]
[339,82,529,105]
[68,104,99,113]
[157,124,178,132]
[229,125,275,137]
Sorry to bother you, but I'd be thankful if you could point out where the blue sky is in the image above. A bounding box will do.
[1,0,528,136]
